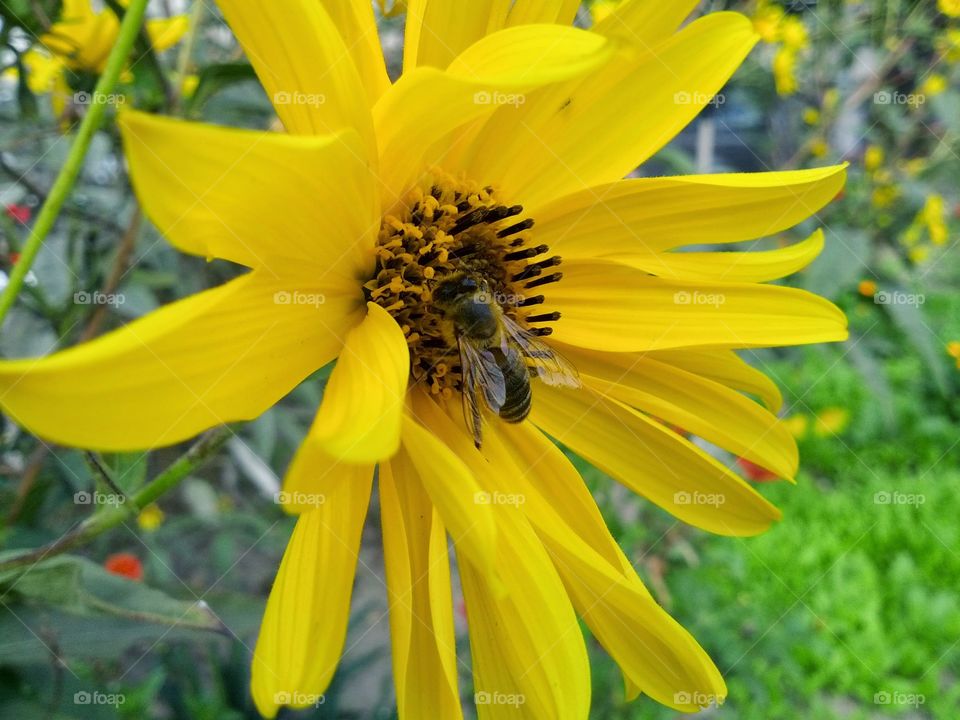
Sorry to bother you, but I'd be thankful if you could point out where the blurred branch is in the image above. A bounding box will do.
[0,426,231,573]
[0,0,150,326]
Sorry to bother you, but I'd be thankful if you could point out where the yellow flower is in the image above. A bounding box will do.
[919,73,948,98]
[947,341,960,359]
[773,47,798,95]
[937,28,960,63]
[802,107,820,125]
[823,87,840,111]
[0,3,849,718]
[909,245,931,263]
[17,0,186,119]
[753,2,784,43]
[858,279,878,297]
[864,145,884,173]
[921,194,949,246]
[939,0,960,18]
[871,185,898,209]
[809,138,829,158]
[137,503,165,532]
[781,414,809,439]
[780,15,809,51]
[813,407,849,436]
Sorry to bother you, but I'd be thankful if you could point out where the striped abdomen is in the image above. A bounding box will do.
[496,347,532,423]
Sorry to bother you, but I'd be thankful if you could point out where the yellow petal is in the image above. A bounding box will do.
[611,230,824,284]
[531,385,782,536]
[414,395,590,718]
[559,344,797,479]
[21,49,64,94]
[281,440,373,514]
[310,303,408,463]
[647,348,783,412]
[506,0,581,26]
[146,15,188,52]
[457,13,759,211]
[380,453,463,719]
[403,0,511,71]
[592,0,699,44]
[488,422,727,711]
[534,167,847,256]
[320,0,391,104]
[401,405,498,581]
[119,111,377,281]
[0,274,361,450]
[215,0,374,147]
[547,260,848,351]
[251,472,373,718]
[375,24,612,206]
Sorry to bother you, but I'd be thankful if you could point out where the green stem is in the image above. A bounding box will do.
[0,0,150,326]
[0,427,231,573]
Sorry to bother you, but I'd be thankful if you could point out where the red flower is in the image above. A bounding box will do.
[737,457,779,482]
[4,204,31,224]
[104,552,144,581]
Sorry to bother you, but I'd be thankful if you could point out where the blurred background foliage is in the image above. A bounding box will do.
[0,0,958,718]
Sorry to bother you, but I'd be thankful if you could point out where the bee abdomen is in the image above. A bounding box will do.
[498,350,532,423]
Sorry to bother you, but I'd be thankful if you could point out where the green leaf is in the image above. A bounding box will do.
[0,554,226,632]
[184,63,260,116]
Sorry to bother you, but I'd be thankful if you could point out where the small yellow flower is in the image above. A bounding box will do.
[858,279,878,297]
[813,407,849,436]
[809,138,829,158]
[781,414,809,439]
[871,185,899,209]
[780,16,809,51]
[822,87,840,111]
[802,107,820,125]
[937,28,960,63]
[137,503,165,532]
[946,341,960,359]
[938,0,960,18]
[919,73,948,98]
[180,74,200,99]
[753,2,785,43]
[864,145,884,173]
[908,245,931,263]
[773,47,798,95]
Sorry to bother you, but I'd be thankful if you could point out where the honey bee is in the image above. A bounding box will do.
[432,272,580,448]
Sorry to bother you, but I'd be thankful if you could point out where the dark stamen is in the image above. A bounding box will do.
[503,244,549,261]
[526,311,561,323]
[517,294,545,306]
[497,218,535,238]
[529,327,553,336]
[525,272,563,288]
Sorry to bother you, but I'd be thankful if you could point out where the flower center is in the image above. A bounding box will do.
[364,171,562,398]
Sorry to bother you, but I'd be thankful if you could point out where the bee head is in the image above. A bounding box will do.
[432,273,485,309]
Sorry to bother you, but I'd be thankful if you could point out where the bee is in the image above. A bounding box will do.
[432,272,580,448]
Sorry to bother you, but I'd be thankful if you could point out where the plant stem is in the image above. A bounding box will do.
[0,0,150,326]
[0,427,231,573]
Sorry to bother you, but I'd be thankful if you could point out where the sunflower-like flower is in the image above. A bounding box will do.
[19,0,186,113]
[0,1,848,717]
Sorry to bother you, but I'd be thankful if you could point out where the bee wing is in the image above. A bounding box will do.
[458,337,506,448]
[501,315,582,389]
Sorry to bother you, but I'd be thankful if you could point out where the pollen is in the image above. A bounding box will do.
[364,170,562,396]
